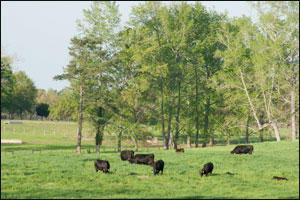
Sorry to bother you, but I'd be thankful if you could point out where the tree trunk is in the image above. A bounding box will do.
[291,90,296,140]
[117,115,123,153]
[227,135,231,146]
[76,84,83,154]
[160,77,167,150]
[203,98,210,148]
[166,82,175,150]
[134,140,138,152]
[174,79,181,150]
[187,134,191,148]
[271,122,280,142]
[117,130,122,153]
[259,130,263,142]
[96,144,100,153]
[209,136,214,146]
[195,69,200,148]
[169,131,174,149]
[246,113,250,144]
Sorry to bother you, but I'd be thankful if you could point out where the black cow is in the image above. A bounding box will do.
[231,145,254,154]
[200,162,214,177]
[129,154,155,165]
[120,150,134,161]
[94,159,110,173]
[152,160,164,175]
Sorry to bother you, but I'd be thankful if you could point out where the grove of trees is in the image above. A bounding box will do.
[1,1,298,154]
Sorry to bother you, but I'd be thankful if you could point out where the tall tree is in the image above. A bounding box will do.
[54,36,91,154]
[250,1,299,140]
[10,71,37,119]
[1,55,16,114]
[216,17,282,141]
[129,2,169,149]
[76,1,121,152]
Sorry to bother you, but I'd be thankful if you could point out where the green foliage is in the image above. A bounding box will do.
[36,103,50,118]
[9,71,38,118]
[49,88,78,121]
[1,56,16,113]
[51,1,298,150]
[36,89,59,106]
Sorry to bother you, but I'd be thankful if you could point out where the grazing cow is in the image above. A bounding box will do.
[94,159,110,173]
[200,162,214,177]
[175,148,184,153]
[129,154,155,165]
[120,150,134,161]
[231,145,254,154]
[152,160,164,175]
[273,176,288,181]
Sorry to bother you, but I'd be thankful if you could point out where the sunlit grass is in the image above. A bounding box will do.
[1,140,299,199]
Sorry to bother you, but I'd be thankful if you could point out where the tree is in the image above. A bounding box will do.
[49,88,78,121]
[250,1,299,140]
[54,36,91,154]
[37,88,59,106]
[129,2,169,149]
[36,103,50,119]
[10,71,37,119]
[75,1,121,153]
[216,16,282,141]
[1,55,15,114]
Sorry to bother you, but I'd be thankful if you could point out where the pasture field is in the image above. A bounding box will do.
[1,140,299,199]
[1,120,299,199]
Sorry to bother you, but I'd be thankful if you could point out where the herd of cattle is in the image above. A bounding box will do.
[94,144,255,176]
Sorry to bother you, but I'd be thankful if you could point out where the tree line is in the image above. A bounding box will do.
[1,2,298,154]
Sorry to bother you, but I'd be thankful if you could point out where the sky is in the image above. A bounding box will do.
[1,1,256,92]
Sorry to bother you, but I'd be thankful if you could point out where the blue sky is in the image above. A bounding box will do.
[1,1,255,92]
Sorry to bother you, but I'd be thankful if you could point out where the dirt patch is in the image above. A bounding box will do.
[1,139,22,144]
[137,175,150,179]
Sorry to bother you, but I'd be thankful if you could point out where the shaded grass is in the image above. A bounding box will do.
[1,140,299,199]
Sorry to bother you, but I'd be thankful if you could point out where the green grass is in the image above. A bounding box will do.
[1,141,299,199]
[1,120,299,198]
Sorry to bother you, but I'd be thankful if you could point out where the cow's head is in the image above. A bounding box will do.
[200,170,205,177]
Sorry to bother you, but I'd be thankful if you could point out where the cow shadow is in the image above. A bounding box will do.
[209,173,220,176]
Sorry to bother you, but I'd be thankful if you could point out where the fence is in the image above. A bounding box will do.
[1,121,294,150]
